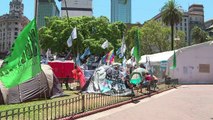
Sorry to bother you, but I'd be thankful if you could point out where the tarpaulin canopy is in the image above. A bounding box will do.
[139,50,177,65]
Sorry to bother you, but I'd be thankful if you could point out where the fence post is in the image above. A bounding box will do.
[82,94,85,112]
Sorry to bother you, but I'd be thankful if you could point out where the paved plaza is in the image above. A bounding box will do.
[78,85,213,120]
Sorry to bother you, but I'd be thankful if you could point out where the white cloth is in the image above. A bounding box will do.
[67,27,77,47]
[101,40,109,49]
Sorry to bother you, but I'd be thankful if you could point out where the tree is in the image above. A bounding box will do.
[161,0,183,50]
[192,26,209,44]
[174,30,186,49]
[38,16,126,57]
[126,26,140,58]
[140,20,171,54]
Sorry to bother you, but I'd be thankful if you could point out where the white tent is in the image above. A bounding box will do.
[138,50,177,82]
[139,50,176,65]
[167,41,213,84]
[138,41,213,84]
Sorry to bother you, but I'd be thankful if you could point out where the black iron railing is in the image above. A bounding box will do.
[0,83,175,120]
[0,94,132,120]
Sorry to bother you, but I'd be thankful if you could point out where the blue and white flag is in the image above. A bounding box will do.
[67,27,77,47]
[76,52,81,66]
[120,35,126,56]
[116,47,121,55]
[116,35,126,58]
[80,47,91,60]
[122,56,127,67]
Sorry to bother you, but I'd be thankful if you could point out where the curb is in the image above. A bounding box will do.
[61,87,175,120]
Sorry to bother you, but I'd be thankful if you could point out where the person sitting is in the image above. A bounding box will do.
[143,72,159,91]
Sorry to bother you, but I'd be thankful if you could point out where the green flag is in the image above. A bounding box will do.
[0,19,41,88]
[170,51,176,69]
[133,29,141,65]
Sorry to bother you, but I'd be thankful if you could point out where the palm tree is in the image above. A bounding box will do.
[161,0,183,50]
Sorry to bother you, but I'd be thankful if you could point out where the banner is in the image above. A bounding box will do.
[0,19,41,88]
[85,66,133,96]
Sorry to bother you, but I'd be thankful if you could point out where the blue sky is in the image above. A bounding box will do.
[0,0,212,24]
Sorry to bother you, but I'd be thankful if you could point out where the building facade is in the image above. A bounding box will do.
[205,19,213,37]
[0,0,29,53]
[61,0,93,17]
[111,0,131,23]
[204,19,213,29]
[37,0,60,28]
[152,4,204,45]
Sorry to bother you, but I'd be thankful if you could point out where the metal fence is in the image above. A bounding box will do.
[0,82,176,120]
[0,94,132,120]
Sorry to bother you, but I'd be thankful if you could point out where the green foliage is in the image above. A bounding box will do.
[82,38,113,56]
[39,16,126,57]
[192,26,209,44]
[161,0,183,50]
[140,20,171,54]
[174,30,186,49]
[126,26,140,58]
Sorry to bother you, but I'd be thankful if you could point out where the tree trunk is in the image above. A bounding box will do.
[171,24,174,50]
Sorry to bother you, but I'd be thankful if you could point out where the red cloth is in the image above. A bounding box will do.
[72,66,86,88]
[48,61,74,79]
[145,75,152,81]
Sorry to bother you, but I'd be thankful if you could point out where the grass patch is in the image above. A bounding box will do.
[0,90,79,111]
[0,83,177,120]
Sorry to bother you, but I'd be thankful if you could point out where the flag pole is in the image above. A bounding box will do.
[63,0,73,60]
[34,0,38,25]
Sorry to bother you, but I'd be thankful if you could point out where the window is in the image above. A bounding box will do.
[14,32,18,36]
[15,28,18,31]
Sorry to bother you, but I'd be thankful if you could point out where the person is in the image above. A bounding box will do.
[72,65,86,89]
[132,63,149,78]
[143,72,159,92]
[128,63,148,91]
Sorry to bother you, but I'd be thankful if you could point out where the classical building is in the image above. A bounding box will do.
[61,0,93,17]
[204,19,213,37]
[204,19,213,29]
[0,0,29,53]
[37,0,60,28]
[111,0,131,23]
[152,4,204,45]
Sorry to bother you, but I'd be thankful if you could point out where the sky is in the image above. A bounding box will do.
[0,0,213,24]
